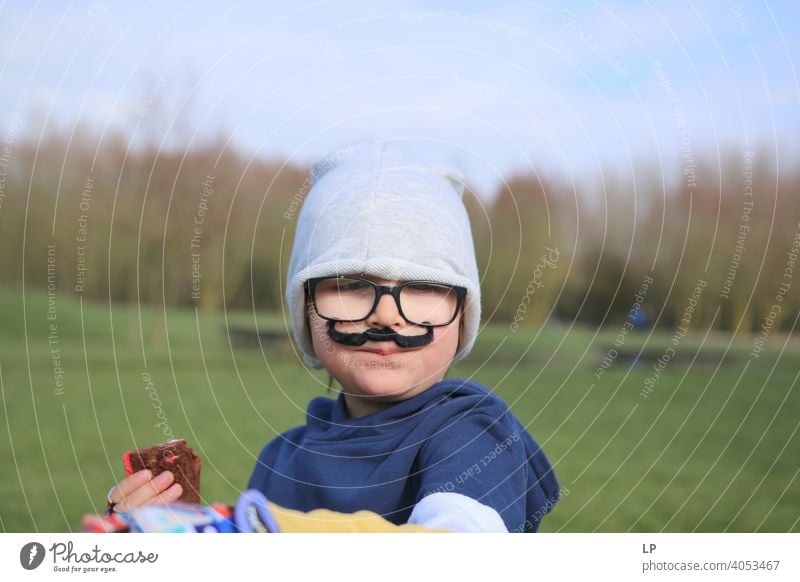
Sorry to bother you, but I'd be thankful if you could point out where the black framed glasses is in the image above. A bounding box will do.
[306,276,467,327]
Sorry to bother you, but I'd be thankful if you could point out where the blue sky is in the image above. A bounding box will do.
[2,0,798,197]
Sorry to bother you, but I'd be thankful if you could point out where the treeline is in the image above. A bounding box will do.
[1,128,798,333]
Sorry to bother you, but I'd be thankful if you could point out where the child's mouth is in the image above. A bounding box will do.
[360,347,407,356]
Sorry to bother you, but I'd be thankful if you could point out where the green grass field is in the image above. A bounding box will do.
[1,285,798,532]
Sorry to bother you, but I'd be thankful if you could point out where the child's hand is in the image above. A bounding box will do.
[107,469,183,512]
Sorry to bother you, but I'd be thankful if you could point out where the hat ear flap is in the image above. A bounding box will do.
[425,163,466,198]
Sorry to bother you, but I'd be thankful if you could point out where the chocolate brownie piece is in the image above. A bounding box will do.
[123,439,201,504]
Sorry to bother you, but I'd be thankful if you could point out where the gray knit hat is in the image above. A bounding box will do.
[286,140,481,369]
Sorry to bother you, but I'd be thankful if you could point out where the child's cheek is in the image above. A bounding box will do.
[308,317,338,357]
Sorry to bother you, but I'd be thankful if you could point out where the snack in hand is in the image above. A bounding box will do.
[123,438,201,504]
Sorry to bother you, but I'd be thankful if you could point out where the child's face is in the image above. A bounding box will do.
[307,274,462,417]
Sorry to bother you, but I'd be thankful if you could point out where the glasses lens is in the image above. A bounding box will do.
[314,277,376,320]
[400,283,459,325]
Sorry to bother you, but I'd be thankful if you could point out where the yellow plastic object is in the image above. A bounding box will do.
[267,503,450,533]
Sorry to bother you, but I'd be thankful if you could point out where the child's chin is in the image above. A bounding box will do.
[350,368,414,399]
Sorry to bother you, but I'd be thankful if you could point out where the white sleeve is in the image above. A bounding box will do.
[407,492,509,532]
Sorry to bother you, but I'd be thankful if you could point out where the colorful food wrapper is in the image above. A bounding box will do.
[81,491,276,533]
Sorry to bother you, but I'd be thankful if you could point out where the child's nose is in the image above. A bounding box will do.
[365,293,405,328]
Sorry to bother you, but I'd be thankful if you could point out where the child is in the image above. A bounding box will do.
[108,140,559,532]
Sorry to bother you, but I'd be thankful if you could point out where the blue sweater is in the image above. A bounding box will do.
[247,378,560,532]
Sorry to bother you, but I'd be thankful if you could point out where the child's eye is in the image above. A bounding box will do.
[338,281,370,292]
[406,283,445,293]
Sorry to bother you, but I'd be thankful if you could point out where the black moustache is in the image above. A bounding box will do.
[326,321,434,348]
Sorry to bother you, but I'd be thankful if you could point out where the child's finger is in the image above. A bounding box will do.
[114,471,175,511]
[152,483,183,506]
[108,469,153,503]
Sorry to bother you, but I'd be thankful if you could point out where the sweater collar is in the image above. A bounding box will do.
[304,377,487,436]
